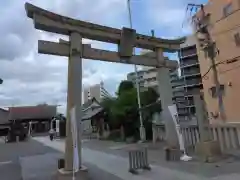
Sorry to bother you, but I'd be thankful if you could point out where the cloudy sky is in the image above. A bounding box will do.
[0,0,207,114]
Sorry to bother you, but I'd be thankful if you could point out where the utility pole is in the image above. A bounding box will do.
[127,0,146,141]
[193,4,226,121]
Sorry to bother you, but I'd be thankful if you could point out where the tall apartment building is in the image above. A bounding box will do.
[126,67,187,117]
[194,0,240,122]
[83,82,112,103]
[178,35,203,116]
[127,67,157,92]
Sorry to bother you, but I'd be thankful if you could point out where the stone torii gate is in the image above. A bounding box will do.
[25,2,185,178]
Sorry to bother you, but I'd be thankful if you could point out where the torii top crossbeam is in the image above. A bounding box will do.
[25,3,185,52]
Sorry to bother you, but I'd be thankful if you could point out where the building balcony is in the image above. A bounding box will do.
[185,104,195,108]
[176,103,187,109]
[177,109,189,115]
[173,97,186,103]
[173,89,185,97]
[185,99,194,106]
[180,53,197,59]
[183,88,201,97]
[180,60,199,69]
[185,79,202,86]
[172,80,184,88]
[174,83,185,89]
[173,86,185,92]
[182,71,201,78]
[179,46,197,58]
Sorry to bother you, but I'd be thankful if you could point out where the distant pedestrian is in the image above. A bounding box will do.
[49,128,55,141]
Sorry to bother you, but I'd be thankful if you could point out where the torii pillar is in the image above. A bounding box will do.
[156,49,179,148]
[58,33,87,179]
[65,32,83,170]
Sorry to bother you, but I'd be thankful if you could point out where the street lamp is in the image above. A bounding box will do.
[127,0,146,141]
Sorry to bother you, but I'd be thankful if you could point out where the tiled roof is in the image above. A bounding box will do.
[82,98,100,111]
[81,98,104,121]
[9,105,57,120]
[82,107,104,121]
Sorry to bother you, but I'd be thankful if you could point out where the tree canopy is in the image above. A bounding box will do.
[117,80,135,96]
[101,80,161,139]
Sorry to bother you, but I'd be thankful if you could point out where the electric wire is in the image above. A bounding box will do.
[201,55,240,79]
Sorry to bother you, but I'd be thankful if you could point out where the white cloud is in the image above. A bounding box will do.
[0,0,200,115]
[146,0,204,37]
[0,0,131,114]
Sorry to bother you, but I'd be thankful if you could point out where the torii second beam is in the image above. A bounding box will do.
[38,40,178,69]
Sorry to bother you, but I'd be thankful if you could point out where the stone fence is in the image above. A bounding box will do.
[152,123,240,152]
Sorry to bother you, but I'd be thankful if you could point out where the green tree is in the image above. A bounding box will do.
[140,87,161,119]
[117,80,134,96]
[101,97,119,129]
[101,81,161,140]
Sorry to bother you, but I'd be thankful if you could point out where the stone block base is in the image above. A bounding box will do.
[165,147,181,161]
[57,166,88,180]
[195,140,221,163]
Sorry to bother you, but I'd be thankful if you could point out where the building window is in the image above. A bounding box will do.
[209,84,225,98]
[223,3,233,17]
[234,33,240,46]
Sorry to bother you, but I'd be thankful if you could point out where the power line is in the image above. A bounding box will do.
[201,61,226,79]
[201,55,240,79]
[220,64,240,74]
[182,3,240,38]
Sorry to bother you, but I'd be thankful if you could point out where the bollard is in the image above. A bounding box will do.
[58,159,65,169]
[16,136,19,143]
[165,148,170,161]
[128,147,151,174]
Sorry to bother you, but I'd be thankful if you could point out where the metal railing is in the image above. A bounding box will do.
[128,147,151,174]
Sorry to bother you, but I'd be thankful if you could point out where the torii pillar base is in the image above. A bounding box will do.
[195,141,221,163]
[57,166,88,180]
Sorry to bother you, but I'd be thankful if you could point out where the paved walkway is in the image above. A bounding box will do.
[33,136,240,180]
[82,139,240,179]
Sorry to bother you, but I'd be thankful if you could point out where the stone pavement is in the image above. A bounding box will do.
[82,139,240,179]
[33,136,240,180]
[0,137,121,180]
[0,137,60,180]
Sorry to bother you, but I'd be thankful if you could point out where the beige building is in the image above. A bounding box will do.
[194,0,240,122]
[83,82,112,103]
[126,68,189,118]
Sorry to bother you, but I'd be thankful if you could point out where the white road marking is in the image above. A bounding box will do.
[0,161,12,166]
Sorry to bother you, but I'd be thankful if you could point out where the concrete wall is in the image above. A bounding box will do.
[196,0,240,122]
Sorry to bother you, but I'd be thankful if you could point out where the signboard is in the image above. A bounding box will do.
[28,121,32,136]
[168,104,192,161]
[168,105,184,151]
[70,107,79,174]
[56,120,60,133]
